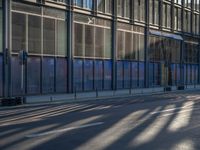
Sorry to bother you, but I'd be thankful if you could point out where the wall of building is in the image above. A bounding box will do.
[0,0,200,98]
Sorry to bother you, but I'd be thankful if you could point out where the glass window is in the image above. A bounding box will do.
[28,15,41,54]
[74,23,84,57]
[117,31,125,59]
[134,0,145,22]
[43,18,55,55]
[104,28,112,58]
[85,25,94,57]
[95,27,104,58]
[57,20,67,56]
[12,12,26,52]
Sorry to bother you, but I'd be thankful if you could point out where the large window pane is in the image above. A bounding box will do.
[12,12,26,52]
[104,28,112,58]
[57,20,67,56]
[95,27,104,58]
[43,18,55,55]
[74,23,84,57]
[28,15,41,54]
[85,25,94,57]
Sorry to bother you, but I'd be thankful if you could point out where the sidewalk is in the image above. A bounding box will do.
[1,85,200,109]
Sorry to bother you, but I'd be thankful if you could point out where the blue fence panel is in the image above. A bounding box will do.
[27,57,41,94]
[84,59,94,91]
[149,63,154,87]
[104,60,112,90]
[94,60,103,90]
[56,58,67,93]
[139,62,144,88]
[74,59,83,92]
[124,61,131,89]
[132,62,138,88]
[154,63,161,86]
[187,64,191,85]
[117,61,123,89]
[42,57,55,93]
[11,56,24,96]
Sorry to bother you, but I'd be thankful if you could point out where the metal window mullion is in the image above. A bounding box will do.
[83,24,85,57]
[54,19,57,93]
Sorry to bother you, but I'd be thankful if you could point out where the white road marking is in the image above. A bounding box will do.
[25,122,104,138]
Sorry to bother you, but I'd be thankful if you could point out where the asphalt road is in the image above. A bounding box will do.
[1,91,200,150]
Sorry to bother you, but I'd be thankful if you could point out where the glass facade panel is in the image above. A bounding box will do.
[28,15,41,54]
[57,20,67,56]
[43,18,55,55]
[12,12,26,52]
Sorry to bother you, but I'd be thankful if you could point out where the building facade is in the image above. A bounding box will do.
[0,0,200,99]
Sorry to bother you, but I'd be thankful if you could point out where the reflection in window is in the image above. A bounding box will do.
[28,15,41,54]
[12,12,26,52]
[74,14,112,59]
[43,18,55,55]
[97,0,112,14]
[74,0,93,9]
[57,20,67,56]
